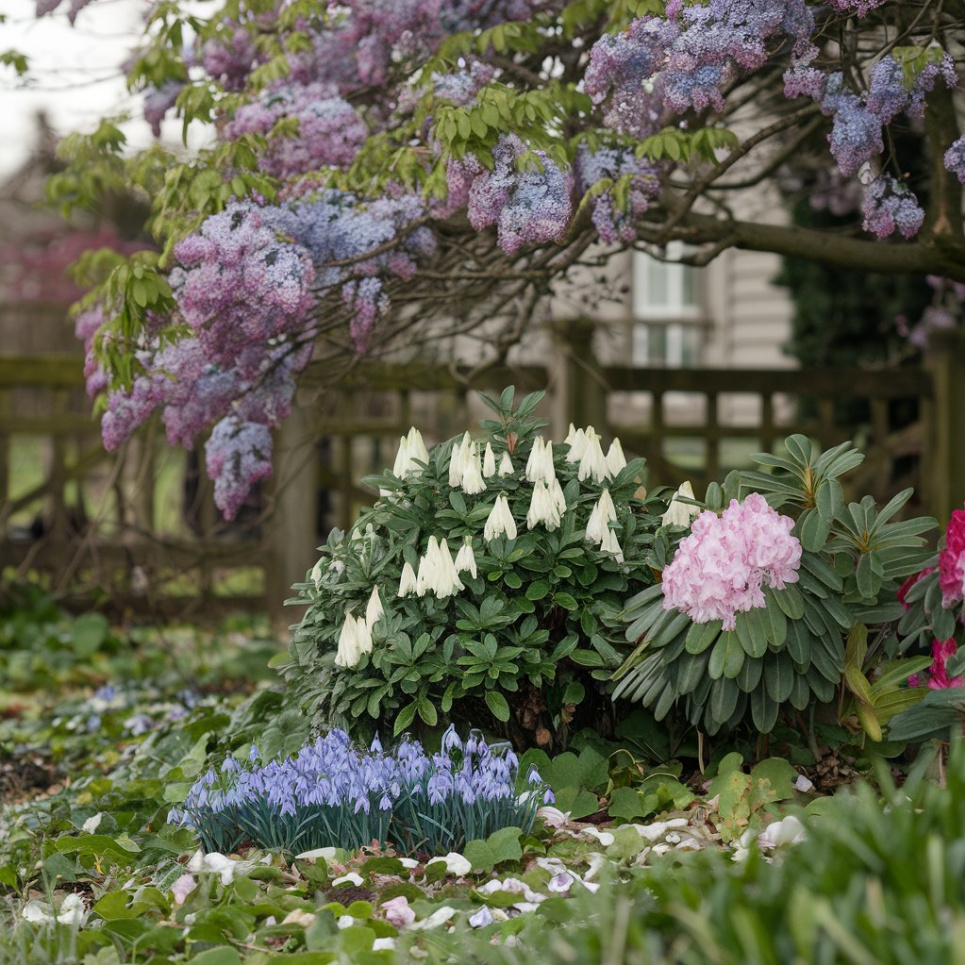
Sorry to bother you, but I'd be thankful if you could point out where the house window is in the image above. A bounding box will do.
[631,244,703,366]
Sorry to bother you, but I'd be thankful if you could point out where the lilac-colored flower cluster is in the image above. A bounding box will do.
[661,493,802,631]
[862,175,925,240]
[574,145,660,245]
[205,418,274,522]
[170,726,551,856]
[586,2,814,137]
[449,135,573,256]
[824,0,885,14]
[432,61,497,106]
[867,53,956,124]
[945,136,965,185]
[222,82,368,178]
[819,73,883,178]
[201,25,258,92]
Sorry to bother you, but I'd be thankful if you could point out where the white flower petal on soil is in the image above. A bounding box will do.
[410,906,456,931]
[426,852,472,877]
[332,872,365,887]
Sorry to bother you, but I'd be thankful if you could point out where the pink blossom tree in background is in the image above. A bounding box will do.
[23,0,965,517]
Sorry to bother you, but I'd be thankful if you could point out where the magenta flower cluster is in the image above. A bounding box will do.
[939,508,965,609]
[661,493,802,631]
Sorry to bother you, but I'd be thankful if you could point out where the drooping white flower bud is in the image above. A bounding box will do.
[578,429,610,484]
[392,435,411,477]
[310,560,323,590]
[586,489,617,544]
[661,481,700,528]
[525,436,546,483]
[436,538,465,597]
[605,438,627,476]
[482,442,496,478]
[406,427,430,472]
[365,586,384,628]
[498,451,514,477]
[448,432,472,487]
[484,494,518,542]
[335,611,363,668]
[398,560,418,598]
[461,443,486,495]
[454,537,477,579]
[548,477,567,516]
[600,525,624,563]
[565,425,588,462]
[527,479,562,531]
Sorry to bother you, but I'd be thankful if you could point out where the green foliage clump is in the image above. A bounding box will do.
[430,741,965,965]
[615,435,935,738]
[285,390,661,750]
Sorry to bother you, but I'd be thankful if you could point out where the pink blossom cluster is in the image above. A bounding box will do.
[939,508,965,609]
[661,493,802,630]
[909,639,964,690]
[222,83,368,178]
[448,135,573,256]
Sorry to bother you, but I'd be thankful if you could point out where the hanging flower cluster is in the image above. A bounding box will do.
[170,726,552,856]
[661,493,802,630]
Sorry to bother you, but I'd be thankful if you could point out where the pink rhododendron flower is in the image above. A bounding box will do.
[939,508,965,609]
[661,493,802,630]
[897,566,936,610]
[911,638,964,689]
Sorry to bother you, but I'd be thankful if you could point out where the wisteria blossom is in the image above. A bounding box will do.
[661,493,802,630]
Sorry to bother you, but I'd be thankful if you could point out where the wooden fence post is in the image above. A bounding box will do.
[553,319,607,436]
[268,400,319,639]
[926,329,965,526]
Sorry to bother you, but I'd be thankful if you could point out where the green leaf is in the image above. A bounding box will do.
[485,689,511,721]
[685,619,721,654]
[735,611,768,659]
[526,580,551,601]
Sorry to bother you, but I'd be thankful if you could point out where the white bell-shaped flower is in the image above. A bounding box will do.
[482,442,497,478]
[448,432,472,487]
[605,438,627,476]
[397,560,418,598]
[392,435,411,477]
[586,489,617,544]
[578,429,610,483]
[600,525,625,563]
[310,560,323,590]
[435,538,465,597]
[525,437,550,483]
[454,537,477,579]
[461,443,486,495]
[548,477,567,516]
[484,494,518,542]
[365,586,384,628]
[406,427,430,472]
[335,612,363,668]
[661,481,700,528]
[527,479,562,531]
[498,451,514,477]
[565,425,588,462]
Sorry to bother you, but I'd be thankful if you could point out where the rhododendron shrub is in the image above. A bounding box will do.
[616,435,936,736]
[284,390,663,751]
[30,0,965,518]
